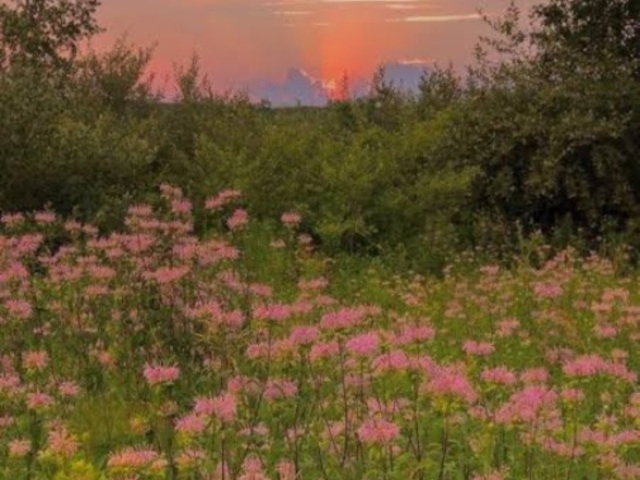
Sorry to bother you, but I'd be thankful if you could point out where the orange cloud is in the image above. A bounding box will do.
[95,0,538,88]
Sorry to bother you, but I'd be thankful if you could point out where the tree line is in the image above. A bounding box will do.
[1,0,640,271]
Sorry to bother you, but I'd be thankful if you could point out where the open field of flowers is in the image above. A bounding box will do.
[3,187,640,480]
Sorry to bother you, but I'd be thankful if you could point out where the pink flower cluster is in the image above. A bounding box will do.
[357,418,400,445]
[193,392,237,423]
[143,364,180,386]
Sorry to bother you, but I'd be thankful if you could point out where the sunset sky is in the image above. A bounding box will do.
[94,0,537,91]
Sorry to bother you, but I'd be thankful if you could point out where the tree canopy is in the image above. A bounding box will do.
[0,0,102,73]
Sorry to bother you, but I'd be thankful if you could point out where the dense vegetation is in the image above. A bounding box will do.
[3,1,640,479]
[2,0,640,272]
[3,191,640,480]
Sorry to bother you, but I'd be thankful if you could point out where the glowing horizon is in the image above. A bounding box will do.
[94,0,536,92]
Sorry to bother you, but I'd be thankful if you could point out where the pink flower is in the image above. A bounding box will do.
[1,261,29,281]
[281,212,302,227]
[107,446,165,470]
[481,366,517,385]
[34,211,56,224]
[0,416,15,428]
[603,362,637,382]
[87,265,116,280]
[562,354,606,377]
[123,233,155,253]
[561,388,585,403]
[246,341,271,360]
[615,465,640,479]
[309,340,340,362]
[594,323,618,339]
[175,413,207,436]
[227,209,248,230]
[58,381,81,397]
[23,350,49,371]
[160,183,183,199]
[289,326,320,345]
[227,375,259,395]
[541,437,583,458]
[462,340,495,356]
[495,386,557,424]
[47,427,79,458]
[424,366,478,404]
[291,299,313,315]
[263,339,292,358]
[171,199,192,215]
[13,233,43,255]
[264,379,298,401]
[0,374,21,396]
[239,456,269,480]
[252,303,292,322]
[205,189,242,210]
[320,306,372,330]
[533,282,563,299]
[143,364,180,386]
[520,368,549,384]
[394,325,436,345]
[194,393,237,423]
[357,418,400,445]
[144,265,190,284]
[345,331,380,357]
[95,350,115,368]
[250,283,273,297]
[496,318,520,337]
[127,204,153,217]
[26,391,54,410]
[298,234,313,246]
[8,439,31,457]
[4,299,32,319]
[1,212,25,227]
[372,351,411,373]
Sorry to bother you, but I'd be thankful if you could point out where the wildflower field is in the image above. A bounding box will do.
[3,187,640,480]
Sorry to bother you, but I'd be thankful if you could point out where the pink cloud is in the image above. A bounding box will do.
[94,0,538,89]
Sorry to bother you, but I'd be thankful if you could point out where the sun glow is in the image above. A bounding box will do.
[95,0,537,98]
[314,5,405,81]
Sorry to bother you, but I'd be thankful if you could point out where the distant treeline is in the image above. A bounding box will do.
[1,0,640,270]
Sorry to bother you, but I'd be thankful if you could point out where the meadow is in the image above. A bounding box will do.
[3,187,640,479]
[3,1,640,478]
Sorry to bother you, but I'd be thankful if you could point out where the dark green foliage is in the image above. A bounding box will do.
[76,37,157,114]
[532,0,640,71]
[2,0,640,272]
[417,65,462,120]
[0,0,102,73]
[455,58,640,235]
[0,68,157,223]
[457,0,640,252]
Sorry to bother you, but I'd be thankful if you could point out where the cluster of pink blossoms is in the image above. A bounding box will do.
[143,364,180,386]
[4,189,640,479]
[357,418,401,445]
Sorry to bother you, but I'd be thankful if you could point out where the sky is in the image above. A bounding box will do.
[94,0,537,93]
